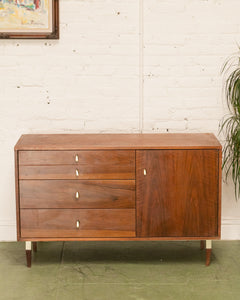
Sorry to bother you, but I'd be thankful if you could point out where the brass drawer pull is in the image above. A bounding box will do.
[143,169,147,176]
[76,220,80,229]
[75,155,79,162]
[76,169,79,177]
[75,192,79,199]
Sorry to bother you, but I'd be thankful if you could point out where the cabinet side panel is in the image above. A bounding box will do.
[218,149,222,238]
[15,150,21,240]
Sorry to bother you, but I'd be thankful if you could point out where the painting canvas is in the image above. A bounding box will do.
[0,0,59,38]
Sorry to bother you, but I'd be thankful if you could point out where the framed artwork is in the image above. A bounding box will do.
[0,0,59,39]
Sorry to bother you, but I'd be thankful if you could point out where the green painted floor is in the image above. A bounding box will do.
[0,241,239,300]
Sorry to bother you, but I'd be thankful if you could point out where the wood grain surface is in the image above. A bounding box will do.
[15,133,221,150]
[19,165,135,180]
[20,209,136,238]
[15,133,222,248]
[19,150,135,179]
[19,150,135,166]
[20,180,135,209]
[19,236,221,242]
[15,150,21,240]
[136,150,220,238]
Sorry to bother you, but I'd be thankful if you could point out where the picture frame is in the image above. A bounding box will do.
[0,0,59,39]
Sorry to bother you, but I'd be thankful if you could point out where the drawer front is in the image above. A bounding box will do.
[19,150,135,166]
[20,209,136,238]
[19,165,135,180]
[20,180,135,209]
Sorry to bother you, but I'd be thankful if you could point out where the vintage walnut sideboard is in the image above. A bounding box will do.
[14,134,222,267]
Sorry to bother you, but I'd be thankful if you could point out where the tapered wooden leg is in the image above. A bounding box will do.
[206,249,212,266]
[205,240,212,266]
[26,250,32,268]
[25,241,32,268]
[200,240,205,250]
[33,242,37,252]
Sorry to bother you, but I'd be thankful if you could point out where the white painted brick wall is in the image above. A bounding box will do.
[0,0,239,240]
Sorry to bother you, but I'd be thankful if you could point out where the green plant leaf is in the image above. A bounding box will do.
[221,53,240,200]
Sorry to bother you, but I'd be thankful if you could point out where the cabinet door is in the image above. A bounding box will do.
[136,150,219,237]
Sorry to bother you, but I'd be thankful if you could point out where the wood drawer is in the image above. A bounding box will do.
[19,180,135,209]
[20,209,136,238]
[19,165,135,180]
[19,150,135,166]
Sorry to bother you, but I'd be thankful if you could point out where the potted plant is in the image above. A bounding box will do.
[220,51,240,199]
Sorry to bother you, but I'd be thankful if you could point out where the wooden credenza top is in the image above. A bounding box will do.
[15,133,221,150]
